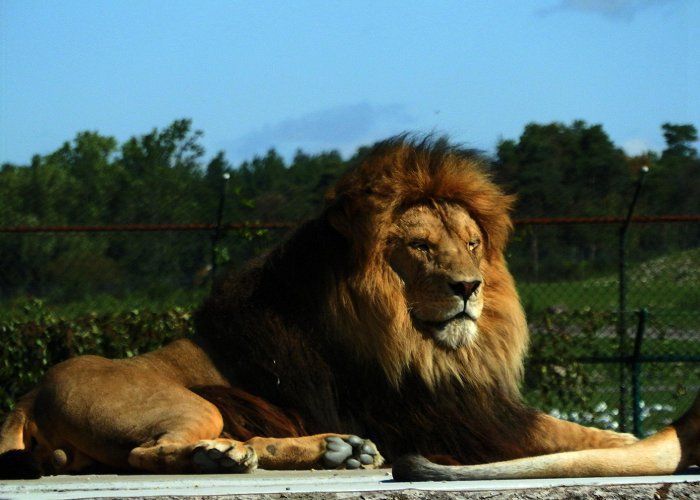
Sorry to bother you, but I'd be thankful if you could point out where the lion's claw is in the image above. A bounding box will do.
[323,435,382,469]
[192,440,258,473]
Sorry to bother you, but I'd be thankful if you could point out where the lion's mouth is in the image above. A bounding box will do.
[415,311,476,331]
[412,311,479,350]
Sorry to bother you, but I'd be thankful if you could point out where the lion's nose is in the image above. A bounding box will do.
[449,280,481,300]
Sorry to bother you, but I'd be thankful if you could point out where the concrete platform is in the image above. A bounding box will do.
[1,468,699,500]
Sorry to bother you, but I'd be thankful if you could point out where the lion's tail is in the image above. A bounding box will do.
[0,391,42,479]
[393,392,700,482]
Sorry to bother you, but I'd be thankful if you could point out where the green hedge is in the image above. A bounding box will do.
[1,299,193,416]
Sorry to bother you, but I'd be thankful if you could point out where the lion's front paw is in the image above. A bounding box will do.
[599,430,638,448]
[192,439,258,473]
[614,432,639,446]
[322,435,383,469]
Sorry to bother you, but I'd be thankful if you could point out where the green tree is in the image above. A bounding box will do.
[0,119,221,303]
[494,121,631,279]
[287,149,345,218]
[661,123,698,161]
[116,119,206,223]
[643,123,700,218]
[495,120,629,218]
[44,131,120,223]
[109,120,212,294]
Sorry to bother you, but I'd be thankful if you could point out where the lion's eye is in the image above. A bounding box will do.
[410,240,431,252]
[468,239,481,251]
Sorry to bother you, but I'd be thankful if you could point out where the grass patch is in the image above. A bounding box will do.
[517,247,700,325]
[0,288,206,320]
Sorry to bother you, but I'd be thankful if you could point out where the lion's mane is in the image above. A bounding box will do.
[323,137,526,392]
[195,136,537,464]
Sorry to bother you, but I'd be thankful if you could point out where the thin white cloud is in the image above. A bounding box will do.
[231,102,413,161]
[622,138,655,155]
[539,0,678,21]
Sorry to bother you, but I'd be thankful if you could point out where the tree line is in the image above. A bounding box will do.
[1,119,697,304]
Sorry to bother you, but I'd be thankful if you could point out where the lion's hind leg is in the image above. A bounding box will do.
[27,354,261,474]
[393,392,700,481]
[129,437,258,473]
[393,427,682,481]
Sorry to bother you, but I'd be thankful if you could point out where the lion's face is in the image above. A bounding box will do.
[387,202,484,350]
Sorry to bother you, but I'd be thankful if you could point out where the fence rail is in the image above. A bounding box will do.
[2,215,699,233]
[0,222,296,233]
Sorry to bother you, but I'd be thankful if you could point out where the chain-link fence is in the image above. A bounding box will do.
[513,217,700,436]
[1,217,699,435]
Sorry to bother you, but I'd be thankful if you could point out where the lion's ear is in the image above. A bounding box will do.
[324,186,349,238]
[326,204,353,239]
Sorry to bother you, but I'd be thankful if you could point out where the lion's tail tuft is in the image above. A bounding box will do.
[0,449,42,479]
[392,454,457,481]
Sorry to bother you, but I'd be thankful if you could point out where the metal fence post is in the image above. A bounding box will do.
[211,172,231,283]
[618,166,648,432]
[631,307,648,437]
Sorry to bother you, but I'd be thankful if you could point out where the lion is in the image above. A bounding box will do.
[1,135,643,478]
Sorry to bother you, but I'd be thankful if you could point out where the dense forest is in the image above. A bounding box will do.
[1,119,698,305]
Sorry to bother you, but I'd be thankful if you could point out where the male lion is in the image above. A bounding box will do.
[2,136,649,478]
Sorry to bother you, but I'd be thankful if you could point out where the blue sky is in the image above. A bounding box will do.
[1,0,698,166]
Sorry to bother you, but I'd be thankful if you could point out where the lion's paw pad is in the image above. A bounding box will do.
[192,440,258,473]
[323,435,381,469]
